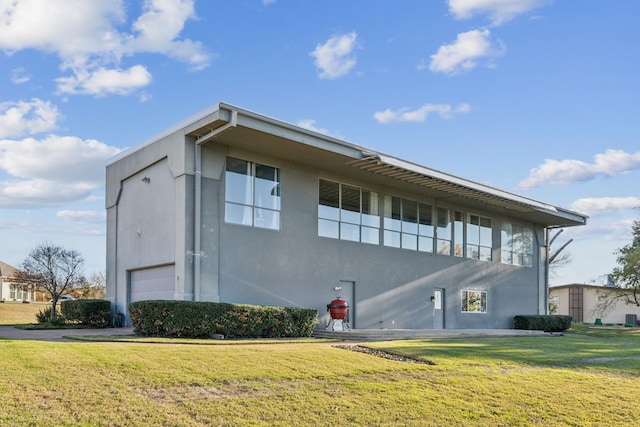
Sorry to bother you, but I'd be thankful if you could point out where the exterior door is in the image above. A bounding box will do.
[433,288,444,329]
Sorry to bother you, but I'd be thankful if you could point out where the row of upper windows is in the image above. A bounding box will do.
[223,157,534,267]
[318,178,534,267]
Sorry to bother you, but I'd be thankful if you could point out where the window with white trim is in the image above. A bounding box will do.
[318,179,379,244]
[436,207,452,255]
[467,214,492,261]
[501,223,534,267]
[383,196,434,252]
[461,290,487,313]
[225,157,280,230]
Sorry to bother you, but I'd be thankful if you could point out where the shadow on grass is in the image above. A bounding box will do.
[366,326,640,374]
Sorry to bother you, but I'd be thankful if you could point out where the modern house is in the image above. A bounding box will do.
[106,102,587,329]
[0,260,34,302]
[550,283,640,325]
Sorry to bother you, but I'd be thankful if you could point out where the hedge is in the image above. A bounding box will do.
[128,300,318,338]
[513,315,572,332]
[61,299,111,328]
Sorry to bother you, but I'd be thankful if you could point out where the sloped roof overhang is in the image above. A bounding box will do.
[347,154,587,228]
[116,101,588,229]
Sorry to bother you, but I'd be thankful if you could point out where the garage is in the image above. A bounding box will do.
[129,265,175,303]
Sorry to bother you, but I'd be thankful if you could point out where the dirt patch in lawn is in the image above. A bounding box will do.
[334,344,435,365]
[140,382,285,404]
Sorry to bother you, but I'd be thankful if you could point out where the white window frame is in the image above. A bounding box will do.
[318,179,380,245]
[501,222,534,267]
[224,157,281,230]
[461,290,487,313]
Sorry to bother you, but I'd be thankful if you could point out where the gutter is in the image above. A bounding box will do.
[193,108,237,301]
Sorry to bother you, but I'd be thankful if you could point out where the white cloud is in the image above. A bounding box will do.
[55,65,153,97]
[447,0,552,26]
[310,32,358,79]
[57,210,106,224]
[0,99,61,138]
[124,0,210,71]
[570,197,640,216]
[0,135,121,208]
[297,119,330,135]
[0,135,121,183]
[429,29,504,75]
[519,149,640,189]
[11,67,31,84]
[0,179,96,208]
[0,0,210,96]
[374,103,471,124]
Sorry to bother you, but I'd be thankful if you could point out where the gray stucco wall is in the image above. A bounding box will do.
[209,145,541,330]
[107,135,544,329]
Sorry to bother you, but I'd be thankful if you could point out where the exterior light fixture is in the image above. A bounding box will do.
[141,176,151,183]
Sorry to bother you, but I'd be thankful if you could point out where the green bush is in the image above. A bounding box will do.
[35,306,66,326]
[128,300,318,338]
[61,299,111,328]
[513,315,572,332]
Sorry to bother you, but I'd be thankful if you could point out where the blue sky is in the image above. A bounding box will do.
[1,0,639,286]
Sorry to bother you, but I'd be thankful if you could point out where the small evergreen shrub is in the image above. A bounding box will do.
[513,315,572,332]
[61,299,111,328]
[128,300,318,338]
[35,306,66,326]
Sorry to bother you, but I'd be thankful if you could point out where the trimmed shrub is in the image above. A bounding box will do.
[61,299,111,328]
[513,315,572,332]
[128,300,318,338]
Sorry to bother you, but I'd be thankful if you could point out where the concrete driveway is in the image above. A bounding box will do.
[0,325,135,342]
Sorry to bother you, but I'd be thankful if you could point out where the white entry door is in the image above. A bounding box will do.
[433,288,444,329]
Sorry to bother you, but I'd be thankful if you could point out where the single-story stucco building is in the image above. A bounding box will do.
[550,283,640,325]
[106,102,587,329]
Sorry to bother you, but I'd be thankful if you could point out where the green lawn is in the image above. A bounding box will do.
[1,327,639,426]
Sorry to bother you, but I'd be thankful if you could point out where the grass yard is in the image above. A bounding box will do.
[0,327,639,426]
[0,301,49,325]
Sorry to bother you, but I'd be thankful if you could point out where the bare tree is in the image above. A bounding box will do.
[593,214,640,316]
[549,228,573,278]
[14,242,85,321]
[77,271,106,299]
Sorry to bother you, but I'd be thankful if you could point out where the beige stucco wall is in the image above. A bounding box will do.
[550,286,640,324]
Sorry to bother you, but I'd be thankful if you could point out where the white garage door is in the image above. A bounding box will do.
[130,265,175,303]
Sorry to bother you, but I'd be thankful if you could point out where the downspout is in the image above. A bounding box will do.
[113,182,123,323]
[544,227,549,314]
[193,108,238,301]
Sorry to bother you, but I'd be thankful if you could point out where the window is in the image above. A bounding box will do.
[462,290,487,313]
[225,157,280,230]
[436,208,452,255]
[318,179,379,244]
[467,214,492,261]
[454,211,464,257]
[383,196,434,252]
[501,223,534,267]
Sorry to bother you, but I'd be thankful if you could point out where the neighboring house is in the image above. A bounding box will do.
[0,261,34,302]
[106,102,588,329]
[550,284,640,325]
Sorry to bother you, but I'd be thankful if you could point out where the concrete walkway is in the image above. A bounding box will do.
[313,328,551,341]
[0,325,135,342]
[0,325,552,343]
